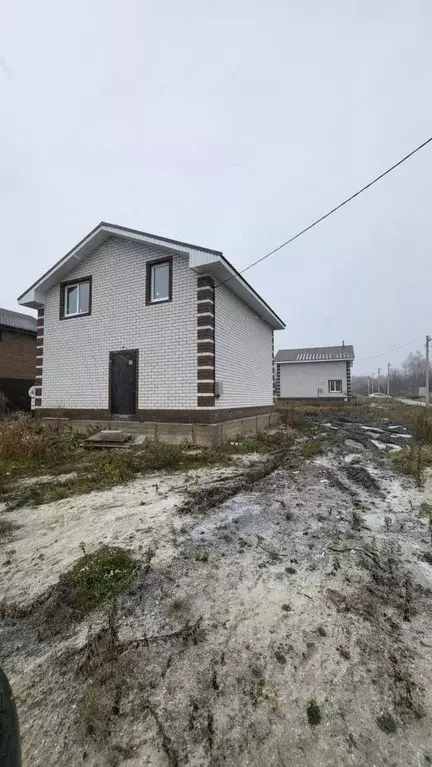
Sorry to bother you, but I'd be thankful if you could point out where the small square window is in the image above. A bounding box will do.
[61,277,92,319]
[328,379,343,393]
[146,258,172,304]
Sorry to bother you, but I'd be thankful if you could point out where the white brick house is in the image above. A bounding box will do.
[18,222,284,422]
[275,345,355,400]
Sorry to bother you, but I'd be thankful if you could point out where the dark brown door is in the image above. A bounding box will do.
[109,350,138,415]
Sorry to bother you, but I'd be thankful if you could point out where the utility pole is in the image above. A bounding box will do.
[387,363,391,397]
[367,376,370,397]
[426,335,431,406]
[377,367,381,393]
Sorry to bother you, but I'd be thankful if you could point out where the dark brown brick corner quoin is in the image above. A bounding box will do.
[346,360,352,398]
[35,307,44,408]
[197,275,215,407]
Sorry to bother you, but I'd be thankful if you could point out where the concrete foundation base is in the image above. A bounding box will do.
[41,412,279,447]
[277,397,350,405]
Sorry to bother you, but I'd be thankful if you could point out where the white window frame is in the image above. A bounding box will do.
[150,262,170,303]
[63,279,91,317]
[328,379,343,393]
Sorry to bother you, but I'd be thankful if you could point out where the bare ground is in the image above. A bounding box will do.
[1,418,432,766]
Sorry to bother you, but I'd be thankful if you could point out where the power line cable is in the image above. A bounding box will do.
[215,135,432,291]
[359,336,424,364]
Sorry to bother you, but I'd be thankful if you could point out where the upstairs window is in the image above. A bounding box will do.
[328,379,342,393]
[60,277,92,319]
[146,257,172,304]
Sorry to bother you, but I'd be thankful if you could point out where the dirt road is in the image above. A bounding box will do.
[1,415,432,766]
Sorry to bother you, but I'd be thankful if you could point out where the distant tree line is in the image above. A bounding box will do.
[352,350,430,398]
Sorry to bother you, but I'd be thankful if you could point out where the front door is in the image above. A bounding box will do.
[109,350,138,415]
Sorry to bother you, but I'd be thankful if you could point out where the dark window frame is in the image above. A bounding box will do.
[328,379,343,393]
[59,276,92,320]
[145,256,173,306]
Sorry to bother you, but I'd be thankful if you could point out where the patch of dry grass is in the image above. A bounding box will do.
[0,418,84,464]
[392,443,432,486]
[0,517,16,539]
[225,430,293,454]
[1,438,227,509]
[301,441,324,458]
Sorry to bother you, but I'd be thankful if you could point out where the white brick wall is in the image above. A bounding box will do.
[279,360,348,398]
[214,285,273,408]
[42,237,197,409]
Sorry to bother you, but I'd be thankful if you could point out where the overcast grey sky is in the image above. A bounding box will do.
[1,0,431,374]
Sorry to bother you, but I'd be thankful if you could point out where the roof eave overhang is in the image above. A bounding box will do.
[18,224,285,329]
[190,253,285,330]
[276,357,354,364]
[18,227,111,308]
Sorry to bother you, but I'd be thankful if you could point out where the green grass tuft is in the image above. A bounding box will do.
[56,546,139,614]
[419,501,432,517]
[301,441,324,458]
[167,597,187,614]
[306,698,322,725]
[376,712,397,734]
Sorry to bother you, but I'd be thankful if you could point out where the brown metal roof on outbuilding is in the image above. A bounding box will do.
[275,345,354,363]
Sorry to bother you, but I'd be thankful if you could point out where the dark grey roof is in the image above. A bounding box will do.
[275,345,355,363]
[0,308,37,334]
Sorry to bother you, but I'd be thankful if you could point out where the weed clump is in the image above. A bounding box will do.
[301,442,323,458]
[0,518,16,539]
[414,410,432,444]
[376,712,397,734]
[0,418,82,463]
[278,406,312,431]
[167,597,187,614]
[306,698,322,725]
[392,412,432,485]
[227,431,293,454]
[392,443,428,486]
[55,547,139,614]
[352,510,363,531]
[420,501,432,517]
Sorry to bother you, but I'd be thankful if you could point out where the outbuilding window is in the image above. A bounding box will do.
[328,379,342,393]
[60,277,92,319]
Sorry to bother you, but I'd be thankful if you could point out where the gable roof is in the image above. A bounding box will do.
[0,307,37,334]
[17,222,285,330]
[275,345,354,363]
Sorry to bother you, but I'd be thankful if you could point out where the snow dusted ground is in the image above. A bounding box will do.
[0,464,243,605]
[1,417,432,767]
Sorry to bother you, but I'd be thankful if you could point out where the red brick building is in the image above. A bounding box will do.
[0,308,37,411]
